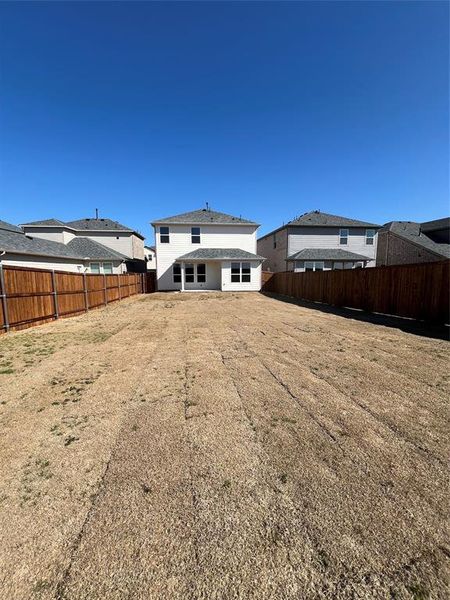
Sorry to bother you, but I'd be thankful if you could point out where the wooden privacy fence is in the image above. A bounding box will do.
[262,261,450,323]
[0,265,145,333]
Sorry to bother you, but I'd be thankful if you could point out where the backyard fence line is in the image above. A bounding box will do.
[0,265,150,333]
[262,260,450,324]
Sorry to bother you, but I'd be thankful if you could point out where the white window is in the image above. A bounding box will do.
[185,263,194,283]
[173,263,181,283]
[191,227,201,244]
[305,261,324,272]
[294,261,302,271]
[160,226,170,244]
[103,262,113,274]
[339,229,349,245]
[231,262,251,283]
[333,262,343,270]
[196,263,206,283]
[365,229,375,245]
[90,262,100,274]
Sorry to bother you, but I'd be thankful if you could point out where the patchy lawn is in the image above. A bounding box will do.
[0,292,448,599]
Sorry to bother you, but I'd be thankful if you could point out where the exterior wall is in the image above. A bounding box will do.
[144,247,157,270]
[1,253,85,272]
[22,226,145,259]
[376,231,442,266]
[221,262,262,292]
[182,261,221,291]
[257,228,288,272]
[131,234,145,259]
[155,224,258,291]
[288,226,378,266]
[76,231,134,258]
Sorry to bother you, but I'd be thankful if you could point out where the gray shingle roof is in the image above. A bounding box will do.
[22,218,66,226]
[0,220,23,233]
[420,217,450,232]
[152,209,258,226]
[288,211,380,228]
[286,248,371,262]
[66,237,128,260]
[381,221,450,259]
[176,248,264,261]
[0,226,126,262]
[22,217,145,240]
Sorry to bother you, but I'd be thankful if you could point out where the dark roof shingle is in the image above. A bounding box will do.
[66,237,128,260]
[381,221,450,259]
[152,209,258,226]
[286,248,371,262]
[288,211,380,228]
[176,248,264,261]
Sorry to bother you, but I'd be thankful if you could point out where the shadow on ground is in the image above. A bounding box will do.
[262,292,450,341]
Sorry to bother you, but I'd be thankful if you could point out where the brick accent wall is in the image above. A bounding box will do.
[377,231,442,266]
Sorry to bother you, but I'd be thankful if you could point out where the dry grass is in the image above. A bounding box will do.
[0,292,448,599]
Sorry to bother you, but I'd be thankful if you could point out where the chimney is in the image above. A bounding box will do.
[206,202,209,211]
[95,208,99,220]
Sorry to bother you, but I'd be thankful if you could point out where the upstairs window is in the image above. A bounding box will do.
[231,262,251,283]
[339,228,349,245]
[366,229,375,245]
[160,226,170,244]
[191,227,201,244]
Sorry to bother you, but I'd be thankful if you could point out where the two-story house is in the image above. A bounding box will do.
[21,216,146,273]
[257,210,380,273]
[376,218,450,266]
[151,208,264,291]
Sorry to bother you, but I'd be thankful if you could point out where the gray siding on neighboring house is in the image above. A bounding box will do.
[257,228,288,272]
[376,231,444,266]
[287,226,377,264]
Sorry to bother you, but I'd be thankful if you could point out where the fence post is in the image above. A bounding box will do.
[104,273,108,306]
[51,270,59,319]
[118,274,121,300]
[0,265,10,332]
[83,272,89,311]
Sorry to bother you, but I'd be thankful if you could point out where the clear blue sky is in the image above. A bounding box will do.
[0,1,448,240]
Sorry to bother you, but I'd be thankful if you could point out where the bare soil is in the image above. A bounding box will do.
[0,292,448,599]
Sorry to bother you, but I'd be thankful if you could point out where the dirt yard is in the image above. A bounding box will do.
[0,292,448,599]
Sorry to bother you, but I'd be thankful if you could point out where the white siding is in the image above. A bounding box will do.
[77,231,134,258]
[221,262,262,292]
[155,224,259,291]
[1,254,124,274]
[288,226,377,266]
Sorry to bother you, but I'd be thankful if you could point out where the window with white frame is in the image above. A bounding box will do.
[103,262,113,274]
[185,263,194,283]
[160,226,170,244]
[196,263,206,282]
[304,261,324,272]
[231,262,251,283]
[333,262,343,270]
[339,228,349,245]
[191,227,201,244]
[173,263,181,283]
[90,262,101,274]
[365,229,375,245]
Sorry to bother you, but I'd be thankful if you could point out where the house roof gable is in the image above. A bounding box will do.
[152,208,259,226]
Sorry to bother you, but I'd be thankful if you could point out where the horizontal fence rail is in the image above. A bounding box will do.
[262,261,450,324]
[0,265,149,333]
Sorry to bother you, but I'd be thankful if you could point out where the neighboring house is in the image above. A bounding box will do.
[151,208,264,291]
[257,210,380,272]
[376,218,450,266]
[144,245,156,271]
[21,216,146,272]
[0,220,127,273]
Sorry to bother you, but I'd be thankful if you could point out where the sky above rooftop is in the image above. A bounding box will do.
[0,1,448,240]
